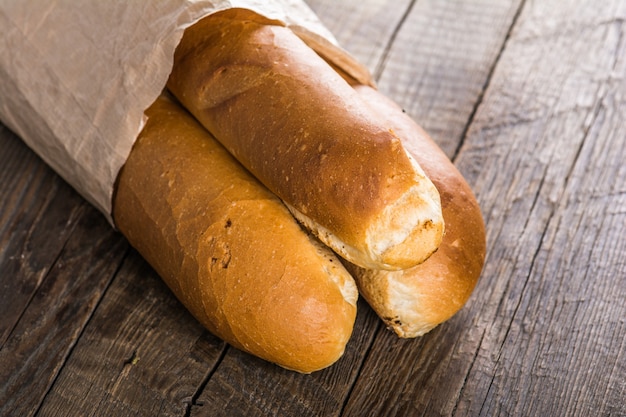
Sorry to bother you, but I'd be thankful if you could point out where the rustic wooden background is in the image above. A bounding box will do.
[1,0,625,416]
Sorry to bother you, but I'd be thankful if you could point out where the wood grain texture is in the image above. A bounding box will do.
[0,125,86,348]
[1,0,625,416]
[305,0,413,71]
[36,251,227,417]
[454,1,626,415]
[374,0,524,159]
[0,203,127,417]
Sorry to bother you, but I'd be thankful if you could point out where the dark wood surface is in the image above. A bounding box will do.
[1,0,625,416]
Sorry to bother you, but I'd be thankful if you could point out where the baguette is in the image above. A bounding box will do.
[347,86,487,337]
[167,10,444,271]
[113,95,358,373]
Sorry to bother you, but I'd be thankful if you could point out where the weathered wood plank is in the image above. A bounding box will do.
[0,205,127,417]
[0,126,86,347]
[305,0,412,71]
[36,251,228,417]
[342,0,626,416]
[375,0,524,158]
[454,1,626,415]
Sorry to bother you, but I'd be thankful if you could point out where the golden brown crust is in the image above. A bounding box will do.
[167,10,444,270]
[347,86,486,337]
[113,95,358,373]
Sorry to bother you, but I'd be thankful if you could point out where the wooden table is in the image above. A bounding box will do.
[2,1,625,416]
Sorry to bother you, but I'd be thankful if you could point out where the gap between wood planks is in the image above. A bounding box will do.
[36,244,133,415]
[372,0,418,82]
[183,342,230,417]
[476,87,613,417]
[0,198,87,350]
[452,0,528,163]
[474,10,626,417]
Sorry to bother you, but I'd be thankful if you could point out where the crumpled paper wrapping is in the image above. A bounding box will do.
[0,0,371,224]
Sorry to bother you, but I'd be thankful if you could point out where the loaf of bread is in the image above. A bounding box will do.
[113,95,358,373]
[167,9,444,271]
[347,85,487,337]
